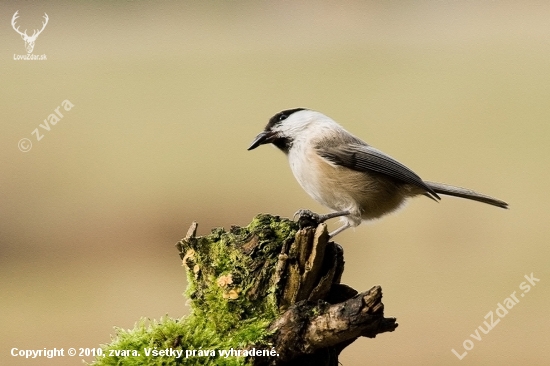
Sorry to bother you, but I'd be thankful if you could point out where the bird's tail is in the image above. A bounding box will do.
[425,181,508,209]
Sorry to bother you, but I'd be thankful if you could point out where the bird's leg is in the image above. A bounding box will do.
[293,209,350,229]
[328,222,351,238]
[319,210,351,222]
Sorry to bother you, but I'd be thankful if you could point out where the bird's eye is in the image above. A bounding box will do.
[278,114,288,122]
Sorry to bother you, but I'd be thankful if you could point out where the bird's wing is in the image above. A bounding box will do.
[317,143,440,200]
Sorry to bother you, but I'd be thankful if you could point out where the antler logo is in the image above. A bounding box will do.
[12,10,49,54]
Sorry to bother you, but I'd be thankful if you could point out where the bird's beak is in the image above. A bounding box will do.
[247,130,277,150]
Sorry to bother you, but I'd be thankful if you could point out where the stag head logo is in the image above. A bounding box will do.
[12,11,49,54]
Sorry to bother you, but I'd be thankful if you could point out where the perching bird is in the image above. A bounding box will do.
[248,108,508,237]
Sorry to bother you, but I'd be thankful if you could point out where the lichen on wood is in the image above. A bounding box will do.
[91,213,397,366]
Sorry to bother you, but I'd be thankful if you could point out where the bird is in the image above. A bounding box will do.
[248,108,508,238]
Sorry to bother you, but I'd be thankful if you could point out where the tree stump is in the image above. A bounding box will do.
[92,214,397,366]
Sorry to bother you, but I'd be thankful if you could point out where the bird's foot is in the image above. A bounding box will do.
[293,209,351,229]
[293,209,321,229]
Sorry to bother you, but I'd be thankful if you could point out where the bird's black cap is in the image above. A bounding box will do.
[265,108,306,130]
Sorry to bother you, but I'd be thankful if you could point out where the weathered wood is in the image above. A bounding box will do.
[175,214,398,365]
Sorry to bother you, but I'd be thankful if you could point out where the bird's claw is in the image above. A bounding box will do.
[293,209,322,229]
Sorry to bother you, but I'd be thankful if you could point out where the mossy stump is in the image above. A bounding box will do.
[92,214,397,366]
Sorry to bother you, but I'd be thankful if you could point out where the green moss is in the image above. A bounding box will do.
[91,214,298,366]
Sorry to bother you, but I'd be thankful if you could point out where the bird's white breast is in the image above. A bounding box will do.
[287,138,359,216]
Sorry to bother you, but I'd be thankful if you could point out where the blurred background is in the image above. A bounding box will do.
[1,1,549,365]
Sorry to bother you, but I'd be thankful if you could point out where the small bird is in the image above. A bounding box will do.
[248,108,508,238]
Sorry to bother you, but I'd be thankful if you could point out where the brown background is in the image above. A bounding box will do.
[1,1,549,365]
